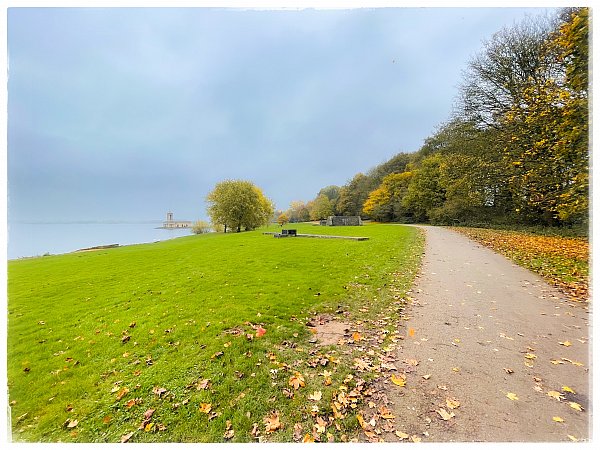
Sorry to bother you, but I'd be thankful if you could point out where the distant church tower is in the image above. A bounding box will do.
[166,212,173,222]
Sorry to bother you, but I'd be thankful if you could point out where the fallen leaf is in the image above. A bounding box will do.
[395,431,409,440]
[211,351,224,359]
[120,431,135,443]
[452,367,460,372]
[103,416,111,424]
[66,419,78,428]
[405,358,419,366]
[314,416,327,434]
[422,374,432,380]
[356,414,368,430]
[559,341,572,347]
[391,374,406,387]
[547,391,564,401]
[562,386,576,394]
[408,328,415,337]
[223,420,234,439]
[436,408,455,421]
[144,422,154,432]
[251,423,261,439]
[553,416,564,423]
[379,405,395,419]
[152,387,167,397]
[503,368,514,374]
[308,391,322,402]
[352,332,362,342]
[568,402,583,411]
[446,397,460,409]
[292,423,303,441]
[411,435,422,442]
[199,403,212,414]
[567,435,578,442]
[196,379,210,390]
[302,433,315,443]
[289,372,305,390]
[116,387,130,400]
[256,326,267,338]
[264,411,283,433]
[524,353,537,360]
[143,409,155,420]
[506,392,519,401]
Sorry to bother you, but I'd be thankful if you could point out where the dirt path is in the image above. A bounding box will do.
[387,226,590,442]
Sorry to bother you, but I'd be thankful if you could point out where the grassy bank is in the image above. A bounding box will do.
[450,227,589,302]
[8,223,423,442]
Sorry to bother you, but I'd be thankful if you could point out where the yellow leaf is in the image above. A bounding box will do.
[436,408,455,421]
[562,386,576,394]
[547,391,564,401]
[302,433,315,443]
[568,402,583,411]
[144,422,154,432]
[408,328,415,337]
[452,367,460,372]
[559,341,572,347]
[390,374,406,387]
[289,372,306,390]
[395,431,409,440]
[263,411,282,433]
[567,435,577,442]
[553,416,564,423]
[116,387,130,401]
[411,435,422,443]
[199,403,212,414]
[308,391,322,402]
[352,332,362,342]
[506,392,519,401]
[446,397,460,409]
[524,353,537,360]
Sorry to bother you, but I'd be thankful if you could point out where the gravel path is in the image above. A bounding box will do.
[389,226,590,442]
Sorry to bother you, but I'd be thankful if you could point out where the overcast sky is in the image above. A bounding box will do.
[7,6,556,223]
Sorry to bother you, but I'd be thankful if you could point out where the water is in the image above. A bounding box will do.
[7,222,193,260]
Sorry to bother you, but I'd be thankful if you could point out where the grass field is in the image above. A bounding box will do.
[8,223,423,442]
[450,227,589,302]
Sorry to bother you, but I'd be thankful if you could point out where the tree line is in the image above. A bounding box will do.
[286,8,588,229]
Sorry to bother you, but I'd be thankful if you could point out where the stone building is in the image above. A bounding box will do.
[162,212,192,228]
[324,216,363,226]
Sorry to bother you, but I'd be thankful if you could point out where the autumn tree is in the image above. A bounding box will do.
[402,154,446,223]
[499,8,589,225]
[362,172,413,222]
[309,194,334,221]
[206,180,274,233]
[286,200,310,223]
[336,173,376,216]
[277,212,289,226]
[459,15,557,128]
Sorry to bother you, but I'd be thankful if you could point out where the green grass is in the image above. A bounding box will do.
[8,223,423,442]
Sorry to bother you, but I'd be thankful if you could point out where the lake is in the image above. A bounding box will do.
[7,222,194,260]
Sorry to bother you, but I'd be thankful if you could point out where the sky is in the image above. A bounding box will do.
[7,5,558,223]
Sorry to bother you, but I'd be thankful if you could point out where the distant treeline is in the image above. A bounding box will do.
[284,8,588,231]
